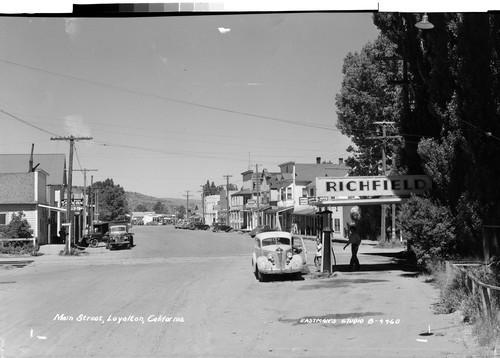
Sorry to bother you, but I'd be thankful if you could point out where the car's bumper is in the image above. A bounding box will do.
[259,267,303,275]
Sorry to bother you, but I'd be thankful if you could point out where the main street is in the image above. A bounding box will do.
[0,226,474,357]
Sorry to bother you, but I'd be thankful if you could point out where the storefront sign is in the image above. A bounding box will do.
[316,175,432,198]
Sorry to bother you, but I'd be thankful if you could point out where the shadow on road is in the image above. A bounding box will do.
[299,277,389,289]
[334,262,418,273]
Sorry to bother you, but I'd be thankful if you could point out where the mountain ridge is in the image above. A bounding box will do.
[126,191,201,211]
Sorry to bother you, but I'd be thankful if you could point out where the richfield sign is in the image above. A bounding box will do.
[316,175,432,198]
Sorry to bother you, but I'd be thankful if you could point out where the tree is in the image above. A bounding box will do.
[202,180,224,196]
[335,34,402,175]
[153,201,165,214]
[134,203,149,212]
[176,205,186,219]
[399,195,456,267]
[0,211,33,238]
[371,13,500,258]
[92,179,130,222]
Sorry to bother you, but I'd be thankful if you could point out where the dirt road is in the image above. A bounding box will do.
[0,226,478,357]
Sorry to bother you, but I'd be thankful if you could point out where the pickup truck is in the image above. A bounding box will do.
[106,223,134,250]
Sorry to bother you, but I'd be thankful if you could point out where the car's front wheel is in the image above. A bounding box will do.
[255,266,265,282]
[90,238,99,248]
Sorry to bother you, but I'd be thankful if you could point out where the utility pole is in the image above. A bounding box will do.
[90,175,95,225]
[199,185,205,224]
[183,190,191,221]
[255,164,261,226]
[223,175,232,225]
[74,169,98,240]
[367,122,401,241]
[51,135,92,253]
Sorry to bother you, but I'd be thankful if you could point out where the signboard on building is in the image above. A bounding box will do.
[61,198,84,211]
[316,175,432,198]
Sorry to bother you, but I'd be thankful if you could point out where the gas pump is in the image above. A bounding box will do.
[319,209,336,273]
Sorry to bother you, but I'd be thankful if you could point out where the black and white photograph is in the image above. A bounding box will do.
[1,1,500,357]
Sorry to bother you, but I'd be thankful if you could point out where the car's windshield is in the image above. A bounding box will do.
[110,226,126,233]
[261,237,290,246]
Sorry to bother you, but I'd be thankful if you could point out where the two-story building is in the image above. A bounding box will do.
[203,194,220,225]
[229,169,276,231]
[0,153,67,244]
[286,157,350,239]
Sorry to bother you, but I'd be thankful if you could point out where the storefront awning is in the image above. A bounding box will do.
[293,207,317,216]
[232,189,253,196]
[314,197,406,207]
[265,206,293,214]
[38,204,66,212]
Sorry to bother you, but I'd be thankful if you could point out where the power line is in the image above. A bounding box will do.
[0,58,337,132]
[0,109,60,136]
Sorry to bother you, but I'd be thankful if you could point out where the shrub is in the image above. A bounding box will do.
[0,241,39,256]
[399,195,457,268]
[431,263,468,314]
[0,211,33,238]
[431,263,500,351]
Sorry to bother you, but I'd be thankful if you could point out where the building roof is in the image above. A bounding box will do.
[0,154,66,186]
[294,163,349,182]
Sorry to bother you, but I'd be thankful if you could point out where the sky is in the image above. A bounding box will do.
[5,1,495,200]
[0,8,385,199]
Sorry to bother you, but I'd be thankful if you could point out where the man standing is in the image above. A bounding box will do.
[343,225,362,271]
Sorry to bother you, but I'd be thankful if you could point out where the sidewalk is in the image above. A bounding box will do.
[0,244,111,267]
[295,233,381,247]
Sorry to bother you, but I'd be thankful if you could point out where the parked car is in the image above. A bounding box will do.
[175,221,186,229]
[80,221,121,248]
[249,225,272,238]
[194,223,210,230]
[212,223,232,232]
[252,231,307,282]
[184,222,195,230]
[106,224,134,250]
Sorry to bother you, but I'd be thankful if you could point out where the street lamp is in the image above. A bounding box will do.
[415,13,434,30]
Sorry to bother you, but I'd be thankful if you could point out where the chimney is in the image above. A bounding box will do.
[339,158,344,165]
[316,157,321,164]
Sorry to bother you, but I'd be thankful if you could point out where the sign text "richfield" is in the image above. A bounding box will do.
[316,175,432,198]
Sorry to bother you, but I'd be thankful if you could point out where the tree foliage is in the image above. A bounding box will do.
[335,34,402,175]
[92,179,130,222]
[134,203,149,212]
[176,205,185,219]
[153,201,166,214]
[399,195,456,266]
[337,13,500,264]
[0,211,33,238]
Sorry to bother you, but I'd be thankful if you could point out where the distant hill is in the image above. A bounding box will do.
[126,192,201,212]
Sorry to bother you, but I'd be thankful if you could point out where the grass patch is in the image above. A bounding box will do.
[429,261,500,351]
[59,247,89,256]
[0,241,42,256]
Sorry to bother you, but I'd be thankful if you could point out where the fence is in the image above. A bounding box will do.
[448,262,500,318]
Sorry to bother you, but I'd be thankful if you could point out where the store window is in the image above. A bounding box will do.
[334,218,341,232]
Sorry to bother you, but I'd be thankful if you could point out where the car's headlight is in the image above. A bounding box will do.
[287,252,293,259]
[267,253,274,262]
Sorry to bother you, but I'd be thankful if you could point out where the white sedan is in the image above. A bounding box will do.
[251,231,307,282]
